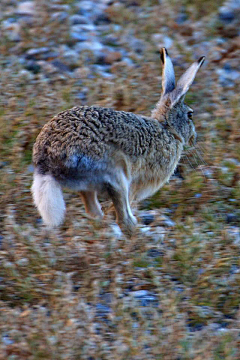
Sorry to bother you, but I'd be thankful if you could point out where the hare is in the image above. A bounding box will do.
[31,48,205,236]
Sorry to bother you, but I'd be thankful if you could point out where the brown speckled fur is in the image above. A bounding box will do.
[31,48,205,236]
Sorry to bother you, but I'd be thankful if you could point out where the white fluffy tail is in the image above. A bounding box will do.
[31,172,66,227]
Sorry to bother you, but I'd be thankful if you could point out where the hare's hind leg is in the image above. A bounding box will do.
[106,175,137,237]
[80,191,103,218]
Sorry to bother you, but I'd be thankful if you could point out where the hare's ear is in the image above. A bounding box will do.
[160,48,175,96]
[172,56,205,106]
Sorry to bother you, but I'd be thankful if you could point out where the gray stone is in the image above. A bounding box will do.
[216,65,240,87]
[51,60,71,73]
[16,1,35,16]
[93,13,111,25]
[24,60,41,74]
[51,11,68,23]
[70,14,90,25]
[61,49,79,67]
[70,32,88,42]
[219,7,235,23]
[151,33,173,49]
[140,213,155,225]
[175,13,188,24]
[2,20,21,41]
[2,334,14,345]
[49,4,70,12]
[75,40,104,53]
[25,47,51,60]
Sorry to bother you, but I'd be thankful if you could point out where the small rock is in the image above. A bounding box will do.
[216,65,240,87]
[70,14,90,25]
[132,290,149,298]
[161,216,175,227]
[73,67,92,79]
[76,0,96,12]
[96,303,112,319]
[93,13,111,25]
[75,40,104,53]
[102,34,119,46]
[219,6,235,23]
[129,38,145,54]
[132,290,158,307]
[140,226,151,234]
[61,49,79,68]
[16,258,29,266]
[226,213,238,224]
[16,1,35,16]
[18,69,34,81]
[140,213,155,225]
[25,47,51,60]
[72,24,96,32]
[51,60,71,73]
[175,13,188,24]
[49,4,70,11]
[147,249,163,258]
[2,334,14,345]
[70,31,88,42]
[151,34,173,49]
[0,161,8,169]
[24,60,41,74]
[51,11,68,23]
[227,226,240,245]
[2,20,21,41]
[96,50,122,65]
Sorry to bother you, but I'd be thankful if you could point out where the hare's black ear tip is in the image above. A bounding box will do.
[160,48,168,63]
[198,56,205,67]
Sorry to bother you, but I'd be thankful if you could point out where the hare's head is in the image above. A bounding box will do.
[152,48,205,145]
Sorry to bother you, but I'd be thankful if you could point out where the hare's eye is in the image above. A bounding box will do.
[188,111,193,119]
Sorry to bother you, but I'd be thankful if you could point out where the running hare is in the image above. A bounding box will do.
[32,48,205,236]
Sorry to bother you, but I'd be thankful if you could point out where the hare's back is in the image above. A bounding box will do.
[33,106,160,164]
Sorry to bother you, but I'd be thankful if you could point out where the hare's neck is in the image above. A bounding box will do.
[163,122,185,144]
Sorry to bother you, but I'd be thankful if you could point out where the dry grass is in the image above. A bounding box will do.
[0,0,240,359]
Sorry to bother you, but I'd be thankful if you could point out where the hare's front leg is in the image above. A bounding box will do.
[106,174,137,237]
[80,191,103,218]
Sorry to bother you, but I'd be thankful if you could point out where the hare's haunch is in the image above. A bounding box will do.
[32,48,205,236]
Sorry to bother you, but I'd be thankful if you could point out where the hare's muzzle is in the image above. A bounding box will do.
[189,133,196,146]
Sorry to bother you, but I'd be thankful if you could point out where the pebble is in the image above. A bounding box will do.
[70,14,90,25]
[24,60,41,74]
[96,50,122,65]
[70,31,88,42]
[75,40,104,53]
[140,213,155,225]
[2,334,14,345]
[51,60,71,73]
[25,47,51,59]
[219,7,235,23]
[216,65,240,87]
[226,213,238,224]
[151,34,173,49]
[51,11,69,23]
[131,290,158,307]
[16,1,35,16]
[2,20,21,41]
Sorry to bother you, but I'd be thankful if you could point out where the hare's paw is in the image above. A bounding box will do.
[80,191,103,218]
[120,215,137,238]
